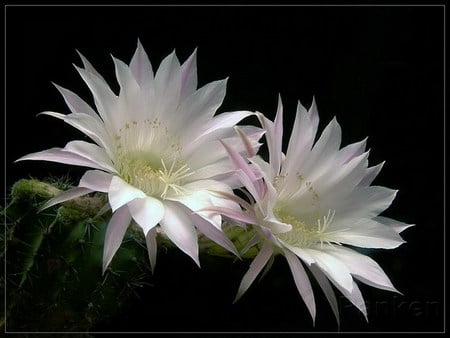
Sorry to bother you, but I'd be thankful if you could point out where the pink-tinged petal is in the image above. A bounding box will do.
[108,176,146,212]
[336,138,367,165]
[112,55,140,99]
[37,111,111,154]
[209,190,255,216]
[333,280,368,322]
[127,196,164,235]
[16,147,105,171]
[234,126,257,157]
[190,212,240,258]
[304,249,353,293]
[159,201,200,267]
[283,249,316,323]
[193,109,251,141]
[63,140,117,173]
[221,139,264,200]
[374,216,415,234]
[39,187,92,211]
[325,246,401,294]
[76,50,108,83]
[174,79,230,138]
[153,50,181,116]
[74,65,118,131]
[53,83,98,118]
[233,241,273,303]
[179,48,198,100]
[130,39,154,89]
[199,206,257,225]
[308,264,340,327]
[103,206,132,274]
[79,170,113,192]
[358,162,385,187]
[146,227,158,274]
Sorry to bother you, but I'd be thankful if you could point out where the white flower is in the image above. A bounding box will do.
[17,41,263,273]
[218,96,413,325]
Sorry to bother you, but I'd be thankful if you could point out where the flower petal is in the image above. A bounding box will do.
[63,140,117,173]
[233,241,273,303]
[103,205,132,273]
[39,187,92,211]
[79,169,113,192]
[308,264,340,327]
[179,48,197,100]
[53,82,98,118]
[159,201,200,266]
[108,176,146,212]
[127,196,165,235]
[326,246,400,293]
[130,39,154,90]
[283,249,316,323]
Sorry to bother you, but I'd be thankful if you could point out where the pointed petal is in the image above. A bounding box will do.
[336,138,367,165]
[190,212,240,257]
[37,111,112,154]
[233,241,273,303]
[103,206,132,273]
[180,48,198,100]
[39,187,92,211]
[63,140,117,173]
[308,264,340,327]
[146,227,158,274]
[130,39,154,89]
[17,147,105,171]
[334,280,368,322]
[159,201,200,266]
[53,83,98,118]
[283,249,316,323]
[359,162,385,186]
[128,196,165,235]
[79,169,113,192]
[374,216,415,234]
[305,249,353,293]
[326,246,400,293]
[108,176,146,212]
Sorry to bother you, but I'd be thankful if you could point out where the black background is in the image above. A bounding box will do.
[4,5,444,333]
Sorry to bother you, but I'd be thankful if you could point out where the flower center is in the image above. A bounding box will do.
[118,156,194,199]
[114,119,194,199]
[274,209,336,248]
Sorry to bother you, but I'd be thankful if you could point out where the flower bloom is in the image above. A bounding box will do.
[17,41,263,273]
[217,97,413,324]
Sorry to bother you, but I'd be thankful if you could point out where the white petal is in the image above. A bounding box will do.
[79,169,113,192]
[159,201,200,266]
[336,138,367,165]
[108,176,146,212]
[233,241,273,303]
[53,83,98,118]
[130,39,154,89]
[308,264,340,327]
[37,111,112,155]
[103,206,132,273]
[330,218,405,249]
[128,196,165,235]
[359,162,385,187]
[333,280,368,321]
[179,48,198,100]
[39,186,92,211]
[279,241,316,265]
[375,216,414,234]
[304,248,353,293]
[63,140,117,173]
[283,249,316,322]
[74,65,118,130]
[17,147,105,170]
[190,212,240,257]
[325,246,400,293]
